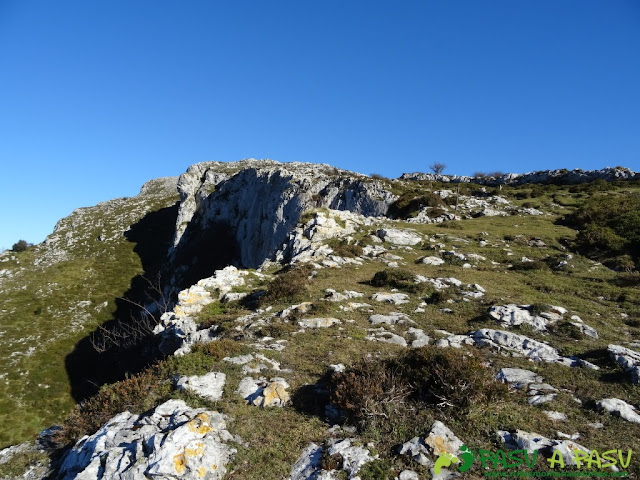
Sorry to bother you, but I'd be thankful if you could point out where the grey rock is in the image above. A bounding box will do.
[597,398,640,424]
[298,317,342,329]
[419,256,445,265]
[58,399,235,480]
[608,344,640,384]
[399,471,420,480]
[407,327,430,348]
[368,312,413,326]
[397,436,432,467]
[496,368,543,389]
[289,443,323,480]
[371,292,410,305]
[488,304,554,331]
[176,372,226,402]
[366,328,408,347]
[472,329,561,362]
[544,411,567,421]
[376,228,422,246]
[528,394,557,405]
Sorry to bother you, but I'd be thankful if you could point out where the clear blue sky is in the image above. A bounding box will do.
[1,1,639,250]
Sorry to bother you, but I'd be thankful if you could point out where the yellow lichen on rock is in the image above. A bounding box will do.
[185,441,205,457]
[187,413,213,434]
[173,453,187,474]
[261,381,290,407]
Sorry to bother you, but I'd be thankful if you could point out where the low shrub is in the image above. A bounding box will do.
[387,192,445,219]
[261,264,314,305]
[510,260,549,272]
[11,239,29,252]
[191,338,251,360]
[53,367,167,448]
[329,347,506,430]
[370,268,425,294]
[326,238,363,258]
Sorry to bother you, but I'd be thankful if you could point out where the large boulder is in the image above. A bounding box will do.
[58,399,236,480]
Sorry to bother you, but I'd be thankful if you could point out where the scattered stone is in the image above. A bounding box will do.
[371,292,410,305]
[328,438,377,478]
[397,436,432,467]
[368,312,414,326]
[223,353,281,373]
[435,334,474,349]
[298,317,341,328]
[398,421,464,476]
[498,430,592,467]
[528,239,546,248]
[399,470,420,480]
[496,368,543,389]
[58,400,235,480]
[472,329,561,362]
[419,256,445,265]
[597,398,640,424]
[607,344,640,384]
[221,291,249,303]
[280,302,314,318]
[488,304,554,331]
[528,394,557,406]
[324,289,364,302]
[570,321,599,339]
[544,411,567,421]
[176,372,226,402]
[329,363,345,373]
[377,228,422,246]
[289,443,323,480]
[237,377,290,407]
[407,328,430,348]
[366,327,408,346]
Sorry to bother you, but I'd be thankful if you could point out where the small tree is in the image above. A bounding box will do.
[430,162,446,175]
[11,239,29,252]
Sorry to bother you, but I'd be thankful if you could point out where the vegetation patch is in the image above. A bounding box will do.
[387,191,445,219]
[326,238,363,258]
[563,193,640,269]
[260,264,315,305]
[330,347,507,432]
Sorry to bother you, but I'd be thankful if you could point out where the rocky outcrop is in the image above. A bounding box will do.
[57,399,236,480]
[608,344,640,384]
[400,166,639,186]
[169,160,396,275]
[597,398,640,424]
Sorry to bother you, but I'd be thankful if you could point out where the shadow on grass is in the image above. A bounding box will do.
[65,203,179,403]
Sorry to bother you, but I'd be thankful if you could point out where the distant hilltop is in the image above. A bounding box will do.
[400,166,638,185]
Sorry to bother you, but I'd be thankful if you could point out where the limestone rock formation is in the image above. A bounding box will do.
[57,399,236,480]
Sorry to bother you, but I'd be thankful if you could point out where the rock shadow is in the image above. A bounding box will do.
[65,202,179,402]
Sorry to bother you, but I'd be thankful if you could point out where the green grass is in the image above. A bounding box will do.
[3,177,640,478]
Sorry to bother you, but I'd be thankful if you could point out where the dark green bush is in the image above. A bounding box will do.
[387,192,445,219]
[330,348,506,429]
[11,239,29,252]
[326,238,363,258]
[370,268,426,294]
[261,264,314,304]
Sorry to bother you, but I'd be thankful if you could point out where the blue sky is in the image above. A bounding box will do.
[0,1,639,249]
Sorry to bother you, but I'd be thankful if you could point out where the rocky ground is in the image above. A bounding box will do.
[0,161,639,479]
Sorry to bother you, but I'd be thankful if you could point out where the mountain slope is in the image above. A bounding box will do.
[1,161,639,479]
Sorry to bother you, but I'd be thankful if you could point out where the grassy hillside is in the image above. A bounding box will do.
[0,178,178,448]
[1,173,640,478]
